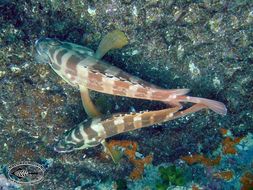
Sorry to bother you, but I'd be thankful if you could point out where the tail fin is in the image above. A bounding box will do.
[174,96,227,116]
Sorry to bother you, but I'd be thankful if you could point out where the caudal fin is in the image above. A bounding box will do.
[175,96,227,115]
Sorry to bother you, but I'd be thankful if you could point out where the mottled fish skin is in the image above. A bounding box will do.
[35,38,189,102]
[54,106,181,153]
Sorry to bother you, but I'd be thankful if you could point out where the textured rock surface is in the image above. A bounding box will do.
[0,0,252,189]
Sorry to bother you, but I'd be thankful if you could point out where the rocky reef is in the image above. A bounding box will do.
[0,0,252,189]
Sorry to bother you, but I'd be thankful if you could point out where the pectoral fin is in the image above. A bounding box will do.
[95,30,128,59]
[79,85,101,118]
[101,140,123,164]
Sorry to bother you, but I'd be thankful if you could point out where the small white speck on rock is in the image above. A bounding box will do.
[88,5,96,16]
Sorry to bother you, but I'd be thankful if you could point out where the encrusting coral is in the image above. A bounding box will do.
[212,170,234,181]
[222,137,242,155]
[107,140,153,180]
[240,171,253,190]
[181,154,221,167]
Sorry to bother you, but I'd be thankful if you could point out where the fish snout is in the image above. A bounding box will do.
[35,37,47,55]
[35,38,61,64]
[35,37,62,55]
[53,146,74,153]
[54,140,76,153]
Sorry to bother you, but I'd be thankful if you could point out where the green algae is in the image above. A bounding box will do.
[0,0,253,189]
[156,165,186,189]
[115,179,128,190]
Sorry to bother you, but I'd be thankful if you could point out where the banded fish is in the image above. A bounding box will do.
[54,103,207,153]
[35,37,188,101]
[35,30,227,116]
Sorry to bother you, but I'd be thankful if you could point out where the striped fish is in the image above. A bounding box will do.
[35,34,227,115]
[54,103,207,153]
[35,38,189,102]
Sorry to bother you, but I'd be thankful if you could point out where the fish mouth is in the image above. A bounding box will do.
[53,146,74,153]
[35,38,43,55]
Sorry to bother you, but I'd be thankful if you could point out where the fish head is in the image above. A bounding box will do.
[35,38,95,58]
[54,119,102,153]
[35,38,95,87]
[35,37,62,64]
[35,38,79,87]
[54,138,77,153]
[54,129,85,153]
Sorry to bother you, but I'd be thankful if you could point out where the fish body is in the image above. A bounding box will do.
[54,106,182,153]
[35,38,189,102]
[54,103,208,153]
[35,33,227,155]
[35,38,227,115]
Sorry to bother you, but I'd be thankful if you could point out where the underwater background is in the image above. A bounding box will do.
[0,0,252,189]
